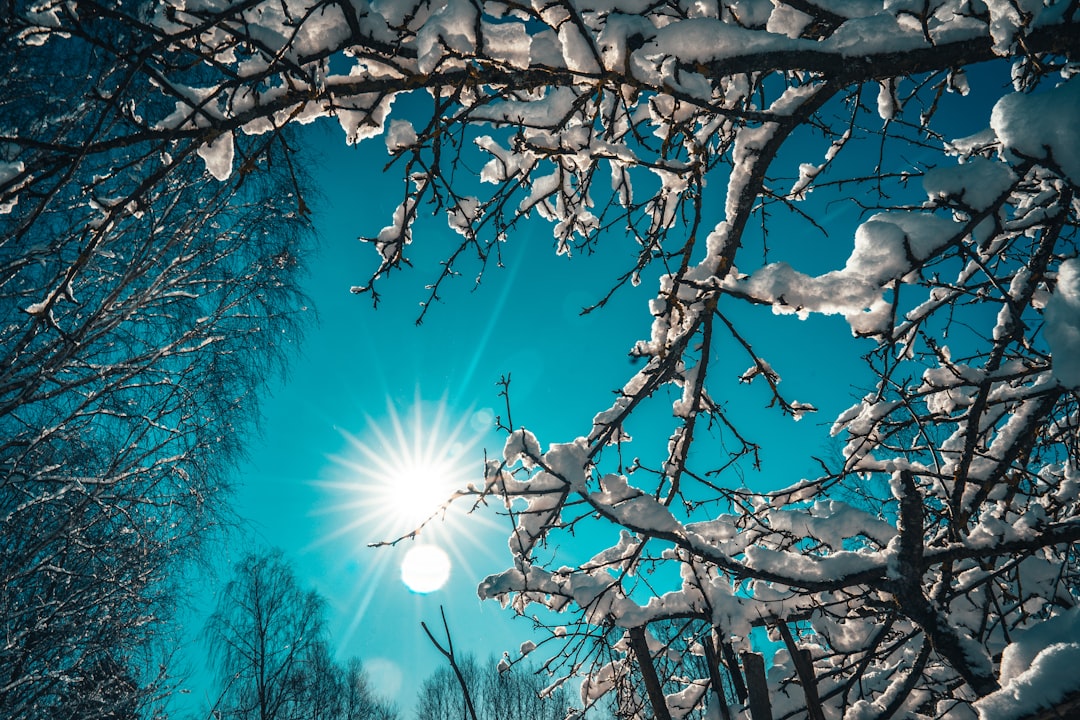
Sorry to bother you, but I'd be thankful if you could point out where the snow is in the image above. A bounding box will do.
[286,1,351,60]
[363,197,415,266]
[416,3,477,74]
[585,531,639,572]
[368,0,425,26]
[991,77,1080,186]
[518,171,561,216]
[557,23,600,73]
[591,488,680,534]
[1044,259,1080,388]
[543,439,589,493]
[23,299,50,317]
[790,130,850,200]
[877,79,898,121]
[727,122,778,220]
[197,131,234,181]
[478,566,527,604]
[384,119,417,151]
[766,501,896,549]
[847,213,956,279]
[730,0,772,27]
[722,209,960,334]
[446,196,481,237]
[528,29,564,68]
[647,17,798,64]
[984,0,1050,53]
[666,680,708,720]
[336,92,396,146]
[580,661,619,704]
[596,13,656,72]
[766,3,811,38]
[822,14,921,54]
[481,19,530,69]
[975,609,1080,719]
[0,160,23,213]
[923,157,1016,211]
[0,160,23,185]
[744,545,881,583]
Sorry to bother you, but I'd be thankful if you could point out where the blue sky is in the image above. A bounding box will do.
[212,120,864,712]
[221,120,682,709]
[206,63,1010,714]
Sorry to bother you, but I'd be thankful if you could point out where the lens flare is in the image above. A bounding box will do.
[314,394,505,643]
[400,544,451,593]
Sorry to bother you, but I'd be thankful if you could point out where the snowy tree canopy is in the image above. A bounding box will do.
[5,1,1080,719]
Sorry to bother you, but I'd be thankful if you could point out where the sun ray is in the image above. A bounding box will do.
[336,545,397,647]
[314,392,504,631]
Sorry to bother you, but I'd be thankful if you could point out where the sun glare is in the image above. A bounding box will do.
[384,452,463,528]
[328,397,482,541]
[317,395,505,621]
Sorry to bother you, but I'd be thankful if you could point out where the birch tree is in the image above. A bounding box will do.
[203,550,397,720]
[1,10,311,717]
[204,550,328,720]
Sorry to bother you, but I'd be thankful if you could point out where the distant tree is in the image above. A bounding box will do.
[342,658,399,720]
[299,648,401,720]
[8,2,1080,719]
[414,654,479,720]
[203,549,396,720]
[414,655,572,720]
[204,550,327,720]
[481,661,574,720]
[300,641,347,720]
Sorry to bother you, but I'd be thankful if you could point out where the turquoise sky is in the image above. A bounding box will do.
[216,123,861,712]
[213,63,1008,714]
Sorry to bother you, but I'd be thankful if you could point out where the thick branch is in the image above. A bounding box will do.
[628,626,673,720]
[890,470,999,697]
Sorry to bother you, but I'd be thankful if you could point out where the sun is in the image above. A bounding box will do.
[315,395,506,642]
[317,393,504,559]
[325,397,482,537]
[381,447,465,530]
